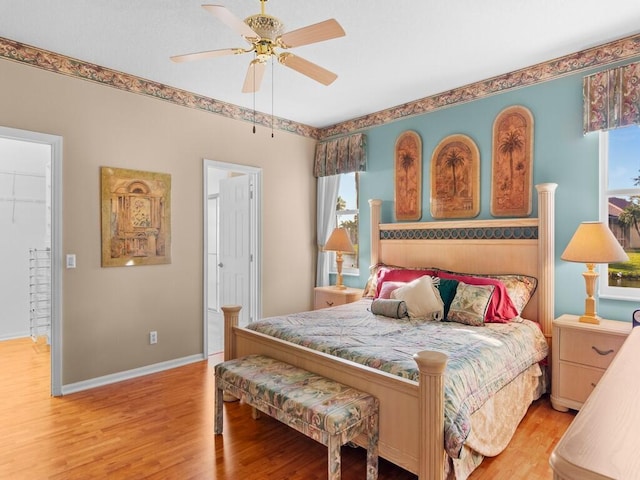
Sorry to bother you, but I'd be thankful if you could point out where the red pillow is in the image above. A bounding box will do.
[375,268,438,298]
[437,272,518,322]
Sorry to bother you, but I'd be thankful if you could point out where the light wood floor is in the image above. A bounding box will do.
[0,337,574,479]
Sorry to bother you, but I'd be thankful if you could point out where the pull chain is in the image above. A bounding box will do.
[271,56,274,138]
[252,56,256,134]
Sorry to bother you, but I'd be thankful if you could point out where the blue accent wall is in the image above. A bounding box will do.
[343,58,640,323]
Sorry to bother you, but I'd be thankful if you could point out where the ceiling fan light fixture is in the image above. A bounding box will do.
[244,14,284,40]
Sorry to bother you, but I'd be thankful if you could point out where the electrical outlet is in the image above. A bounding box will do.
[149,331,158,344]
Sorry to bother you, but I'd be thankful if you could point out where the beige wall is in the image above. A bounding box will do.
[0,59,317,384]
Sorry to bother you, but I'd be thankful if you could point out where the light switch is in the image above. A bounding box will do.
[66,254,76,269]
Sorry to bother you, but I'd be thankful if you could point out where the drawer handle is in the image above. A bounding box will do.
[592,346,614,356]
[325,301,334,306]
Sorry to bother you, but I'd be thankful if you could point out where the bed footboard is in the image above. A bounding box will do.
[221,305,447,480]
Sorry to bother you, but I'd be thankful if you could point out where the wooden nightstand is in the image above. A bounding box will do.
[313,286,363,310]
[551,313,631,412]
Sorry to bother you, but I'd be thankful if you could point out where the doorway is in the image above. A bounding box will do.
[203,160,261,356]
[0,126,62,396]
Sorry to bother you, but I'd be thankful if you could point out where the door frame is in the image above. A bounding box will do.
[0,125,63,396]
[202,159,262,356]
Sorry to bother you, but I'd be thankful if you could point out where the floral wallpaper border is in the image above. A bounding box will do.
[319,33,640,139]
[2,33,640,140]
[0,37,318,139]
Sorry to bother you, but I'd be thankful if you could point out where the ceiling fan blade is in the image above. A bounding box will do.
[170,48,242,63]
[242,60,266,93]
[279,53,337,86]
[278,19,345,48]
[202,4,258,39]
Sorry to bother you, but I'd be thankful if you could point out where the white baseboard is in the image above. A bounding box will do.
[61,353,205,395]
[0,331,31,342]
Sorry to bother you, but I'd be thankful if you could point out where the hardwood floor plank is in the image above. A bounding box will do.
[0,338,574,479]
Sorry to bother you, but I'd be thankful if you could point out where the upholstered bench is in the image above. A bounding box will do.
[214,354,379,480]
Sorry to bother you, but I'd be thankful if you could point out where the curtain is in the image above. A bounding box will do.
[314,133,367,177]
[583,61,640,133]
[316,175,340,287]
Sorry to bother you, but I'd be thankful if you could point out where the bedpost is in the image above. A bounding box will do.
[221,305,242,402]
[413,351,448,480]
[535,183,557,342]
[221,305,241,362]
[369,199,382,267]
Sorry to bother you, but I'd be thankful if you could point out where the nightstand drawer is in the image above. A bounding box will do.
[557,363,605,405]
[559,329,625,369]
[313,286,363,310]
[315,289,348,309]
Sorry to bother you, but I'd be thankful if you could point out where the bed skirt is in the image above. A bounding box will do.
[448,363,546,479]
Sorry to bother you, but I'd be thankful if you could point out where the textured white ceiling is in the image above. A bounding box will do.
[2,0,640,128]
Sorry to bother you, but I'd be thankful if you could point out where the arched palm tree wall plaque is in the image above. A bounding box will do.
[394,131,422,221]
[430,134,480,219]
[491,105,534,217]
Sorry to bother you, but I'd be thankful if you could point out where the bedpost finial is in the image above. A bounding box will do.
[413,351,447,375]
[535,183,558,193]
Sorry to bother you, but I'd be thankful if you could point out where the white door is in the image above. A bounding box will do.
[219,174,251,327]
[206,194,219,312]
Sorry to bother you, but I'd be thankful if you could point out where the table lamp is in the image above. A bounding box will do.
[324,227,355,289]
[561,221,629,324]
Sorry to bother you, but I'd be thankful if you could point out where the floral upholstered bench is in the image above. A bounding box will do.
[214,354,379,480]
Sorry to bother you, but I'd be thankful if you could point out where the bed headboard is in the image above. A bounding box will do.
[369,183,557,340]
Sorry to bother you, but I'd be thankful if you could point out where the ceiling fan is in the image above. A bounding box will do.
[170,0,346,93]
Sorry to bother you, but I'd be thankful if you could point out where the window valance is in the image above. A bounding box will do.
[583,61,640,133]
[314,133,367,177]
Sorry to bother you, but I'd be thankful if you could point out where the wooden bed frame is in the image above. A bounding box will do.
[222,183,557,480]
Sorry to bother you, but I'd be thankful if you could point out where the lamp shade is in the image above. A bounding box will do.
[324,227,355,253]
[561,221,629,264]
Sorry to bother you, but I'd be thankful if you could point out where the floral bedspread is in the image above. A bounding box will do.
[247,298,548,458]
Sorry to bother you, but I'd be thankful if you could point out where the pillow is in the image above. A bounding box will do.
[485,274,537,316]
[376,267,438,298]
[370,298,409,318]
[363,263,386,297]
[378,281,406,299]
[436,278,459,319]
[438,271,518,323]
[391,275,444,321]
[363,263,418,297]
[447,282,495,326]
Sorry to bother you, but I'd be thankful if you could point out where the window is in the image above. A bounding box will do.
[331,172,359,275]
[600,125,640,299]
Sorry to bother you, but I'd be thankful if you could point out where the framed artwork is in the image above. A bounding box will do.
[491,105,534,217]
[430,134,480,219]
[100,167,171,267]
[394,130,422,221]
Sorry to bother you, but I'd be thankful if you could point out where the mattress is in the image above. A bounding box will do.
[247,298,549,458]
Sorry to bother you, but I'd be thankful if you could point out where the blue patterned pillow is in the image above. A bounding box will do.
[447,282,495,326]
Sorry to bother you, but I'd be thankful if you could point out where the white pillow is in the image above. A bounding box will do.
[391,275,444,321]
